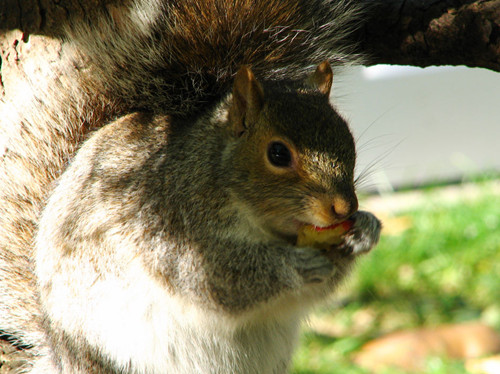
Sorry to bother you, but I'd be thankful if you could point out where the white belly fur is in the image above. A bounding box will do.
[40,256,302,374]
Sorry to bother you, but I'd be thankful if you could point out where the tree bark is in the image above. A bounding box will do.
[0,0,119,102]
[359,0,500,71]
[0,0,125,37]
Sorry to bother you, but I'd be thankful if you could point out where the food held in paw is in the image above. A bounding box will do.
[297,220,353,250]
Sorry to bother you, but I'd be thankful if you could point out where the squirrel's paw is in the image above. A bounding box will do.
[290,247,335,284]
[338,211,381,256]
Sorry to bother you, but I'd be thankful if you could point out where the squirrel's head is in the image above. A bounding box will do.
[226,61,358,242]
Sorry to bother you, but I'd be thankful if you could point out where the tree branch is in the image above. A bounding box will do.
[1,0,499,71]
[360,0,500,72]
[0,0,127,36]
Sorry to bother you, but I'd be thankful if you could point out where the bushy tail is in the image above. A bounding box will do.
[71,0,363,115]
[0,42,118,350]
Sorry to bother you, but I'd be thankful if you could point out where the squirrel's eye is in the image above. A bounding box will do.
[267,141,292,167]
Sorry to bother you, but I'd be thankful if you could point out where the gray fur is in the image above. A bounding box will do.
[0,1,379,373]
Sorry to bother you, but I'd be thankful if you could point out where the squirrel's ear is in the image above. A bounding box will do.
[308,61,333,97]
[230,66,264,136]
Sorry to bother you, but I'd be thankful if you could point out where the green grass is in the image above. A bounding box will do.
[293,182,500,374]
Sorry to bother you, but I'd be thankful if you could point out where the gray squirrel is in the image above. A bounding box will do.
[0,0,381,372]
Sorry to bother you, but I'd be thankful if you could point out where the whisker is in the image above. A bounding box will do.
[355,139,405,192]
[354,104,400,144]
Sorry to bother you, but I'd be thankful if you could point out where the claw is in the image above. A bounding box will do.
[332,211,381,256]
[292,247,335,284]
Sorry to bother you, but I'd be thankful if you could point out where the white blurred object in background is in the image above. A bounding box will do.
[334,65,500,193]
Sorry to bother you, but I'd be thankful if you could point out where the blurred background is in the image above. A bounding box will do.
[293,65,500,374]
[336,64,500,192]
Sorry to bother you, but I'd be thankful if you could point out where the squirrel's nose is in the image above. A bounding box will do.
[332,195,358,220]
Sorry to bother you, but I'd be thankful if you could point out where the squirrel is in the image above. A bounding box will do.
[0,0,381,373]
